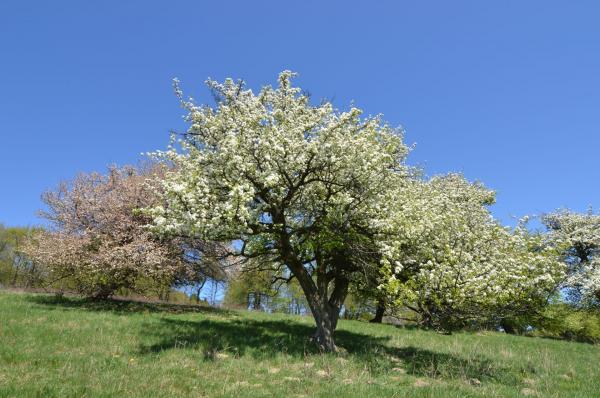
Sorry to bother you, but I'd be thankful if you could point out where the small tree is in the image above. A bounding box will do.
[377,175,564,331]
[223,267,278,310]
[147,71,410,351]
[24,164,224,298]
[543,209,600,306]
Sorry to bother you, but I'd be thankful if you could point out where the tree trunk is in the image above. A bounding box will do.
[312,303,338,352]
[93,285,115,300]
[26,262,36,288]
[303,276,348,352]
[289,268,345,352]
[370,299,385,323]
[11,263,20,286]
[500,318,518,335]
[253,292,262,310]
[195,279,206,303]
[274,226,348,352]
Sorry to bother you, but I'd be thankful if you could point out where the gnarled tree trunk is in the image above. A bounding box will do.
[311,301,339,351]
[297,270,348,352]
[284,255,348,351]
[276,221,350,352]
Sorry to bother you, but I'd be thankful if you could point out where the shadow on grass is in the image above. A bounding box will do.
[25,294,230,315]
[141,317,528,385]
[27,294,529,385]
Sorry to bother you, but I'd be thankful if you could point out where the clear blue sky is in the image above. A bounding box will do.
[1,1,598,227]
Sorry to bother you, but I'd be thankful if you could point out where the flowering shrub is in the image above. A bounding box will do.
[376,175,565,330]
[24,165,224,298]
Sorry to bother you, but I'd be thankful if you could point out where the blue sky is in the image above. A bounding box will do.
[1,1,598,227]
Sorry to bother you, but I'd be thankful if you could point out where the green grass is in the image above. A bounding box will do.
[0,291,598,397]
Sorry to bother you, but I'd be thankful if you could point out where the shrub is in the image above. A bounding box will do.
[530,304,600,344]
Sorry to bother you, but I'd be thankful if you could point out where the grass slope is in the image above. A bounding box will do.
[0,290,598,398]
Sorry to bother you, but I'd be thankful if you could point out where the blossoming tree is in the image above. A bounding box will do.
[376,175,565,331]
[25,164,225,298]
[543,209,600,306]
[147,71,410,351]
[149,71,566,348]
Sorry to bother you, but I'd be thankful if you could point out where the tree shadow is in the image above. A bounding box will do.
[140,317,526,385]
[25,294,230,316]
[26,293,529,385]
[522,331,597,345]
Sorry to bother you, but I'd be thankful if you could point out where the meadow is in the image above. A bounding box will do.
[0,290,598,398]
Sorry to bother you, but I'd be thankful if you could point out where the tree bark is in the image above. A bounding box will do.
[195,279,206,303]
[311,302,339,351]
[93,284,116,300]
[273,212,349,352]
[370,299,385,323]
[253,292,262,310]
[284,257,346,352]
[306,275,348,352]
[500,318,518,335]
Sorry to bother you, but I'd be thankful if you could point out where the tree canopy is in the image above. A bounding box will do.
[377,175,564,330]
[146,71,565,350]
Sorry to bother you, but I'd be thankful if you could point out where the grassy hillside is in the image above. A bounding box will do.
[0,291,598,397]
